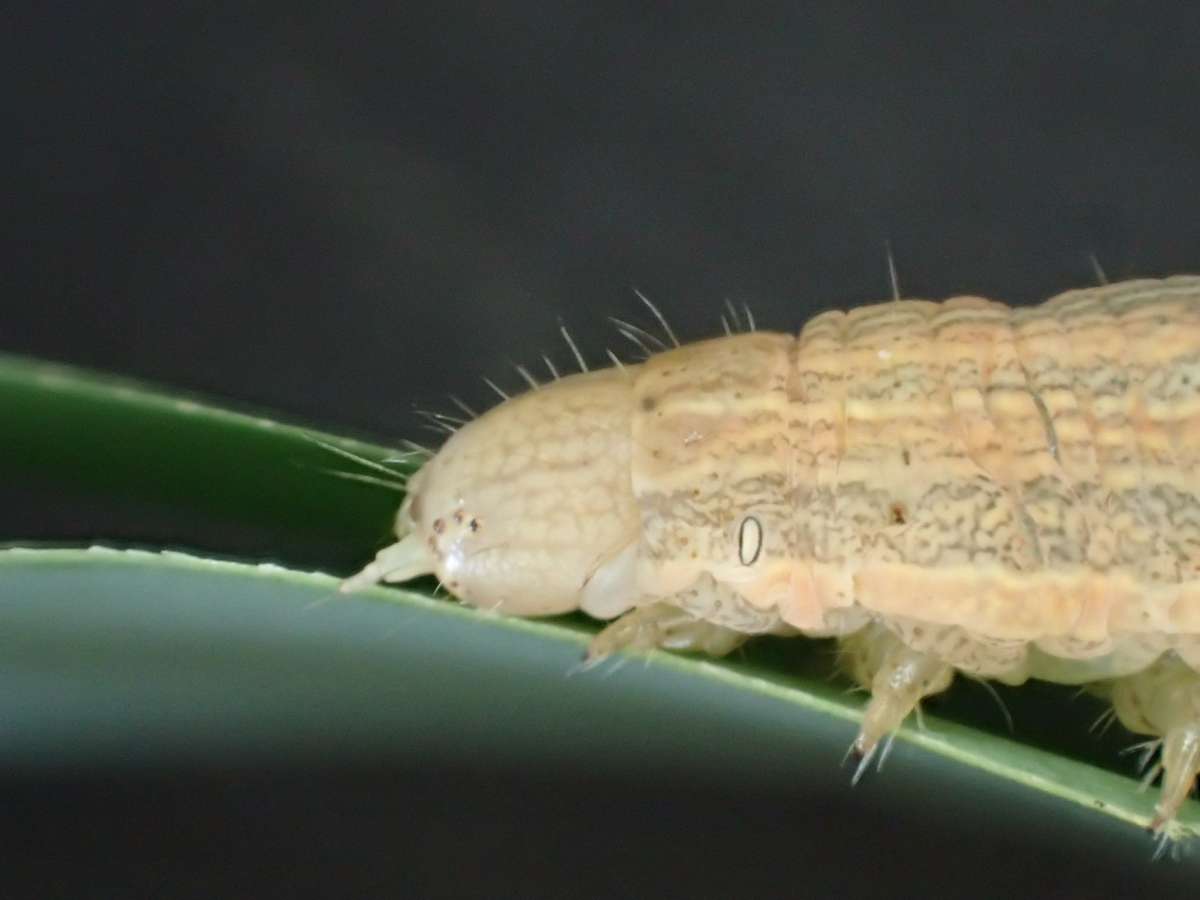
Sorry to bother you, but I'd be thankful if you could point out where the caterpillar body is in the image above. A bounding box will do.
[343,275,1200,835]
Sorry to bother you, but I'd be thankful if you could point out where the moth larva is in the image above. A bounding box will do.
[343,275,1200,836]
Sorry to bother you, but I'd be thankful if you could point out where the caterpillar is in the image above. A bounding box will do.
[341,274,1200,836]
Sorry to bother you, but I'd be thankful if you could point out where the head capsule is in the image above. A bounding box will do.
[342,366,640,616]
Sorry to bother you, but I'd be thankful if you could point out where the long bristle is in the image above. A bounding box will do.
[448,395,477,418]
[610,317,667,351]
[383,449,431,464]
[415,410,457,435]
[417,409,466,427]
[400,439,434,457]
[513,363,540,390]
[300,433,413,479]
[560,323,588,372]
[723,298,742,333]
[632,288,680,348]
[613,326,652,356]
[483,377,510,401]
[885,239,901,301]
[313,467,408,492]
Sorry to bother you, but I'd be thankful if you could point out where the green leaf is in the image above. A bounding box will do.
[0,351,406,568]
[1,352,1198,848]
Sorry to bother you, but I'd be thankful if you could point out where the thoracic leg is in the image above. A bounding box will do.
[584,603,751,668]
[1106,653,1200,833]
[838,623,955,774]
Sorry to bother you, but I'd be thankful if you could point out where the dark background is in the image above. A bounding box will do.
[8,3,1200,896]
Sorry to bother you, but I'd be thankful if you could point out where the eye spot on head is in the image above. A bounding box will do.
[432,518,445,534]
[738,516,762,566]
[468,517,480,533]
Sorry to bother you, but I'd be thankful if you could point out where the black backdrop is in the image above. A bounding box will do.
[8,3,1200,896]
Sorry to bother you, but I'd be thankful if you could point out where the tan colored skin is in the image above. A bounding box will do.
[345,275,1200,833]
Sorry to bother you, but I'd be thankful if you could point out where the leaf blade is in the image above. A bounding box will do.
[1,546,1195,842]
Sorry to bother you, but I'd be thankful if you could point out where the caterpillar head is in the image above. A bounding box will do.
[341,367,641,617]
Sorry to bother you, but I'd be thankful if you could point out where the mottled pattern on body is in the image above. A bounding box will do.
[633,277,1200,680]
[345,275,1200,834]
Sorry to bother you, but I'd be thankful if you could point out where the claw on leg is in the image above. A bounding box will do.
[839,625,954,775]
[583,602,749,670]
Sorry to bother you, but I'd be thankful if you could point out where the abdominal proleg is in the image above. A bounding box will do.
[839,623,955,779]
[1107,654,1200,833]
